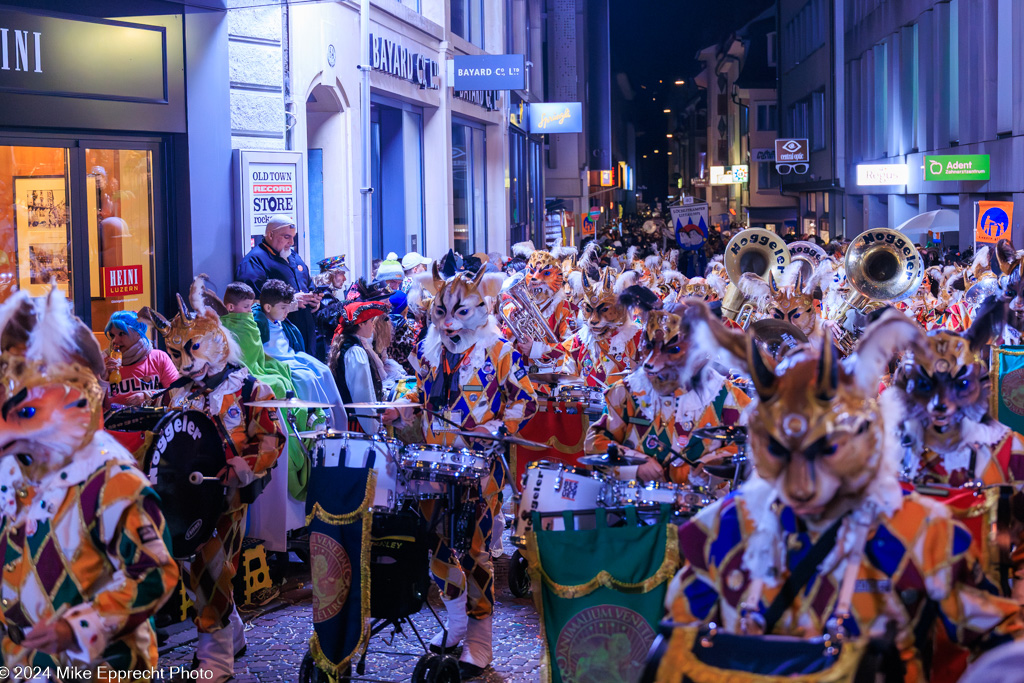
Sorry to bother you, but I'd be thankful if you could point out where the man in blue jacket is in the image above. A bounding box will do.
[235,214,323,357]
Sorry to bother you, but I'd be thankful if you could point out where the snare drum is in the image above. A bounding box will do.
[552,385,605,416]
[614,480,714,518]
[511,461,613,546]
[319,432,402,511]
[397,444,493,484]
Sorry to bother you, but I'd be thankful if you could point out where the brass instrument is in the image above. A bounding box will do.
[830,228,924,353]
[788,240,827,282]
[721,229,791,328]
[499,271,559,344]
[964,275,1003,312]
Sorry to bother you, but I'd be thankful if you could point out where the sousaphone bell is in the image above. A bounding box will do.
[721,228,791,328]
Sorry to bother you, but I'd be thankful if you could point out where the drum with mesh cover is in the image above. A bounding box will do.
[369,509,430,621]
[141,410,228,559]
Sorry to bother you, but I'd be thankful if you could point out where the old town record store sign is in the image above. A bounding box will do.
[0,8,166,103]
[370,33,440,90]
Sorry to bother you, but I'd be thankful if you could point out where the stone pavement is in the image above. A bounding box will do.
[159,544,543,682]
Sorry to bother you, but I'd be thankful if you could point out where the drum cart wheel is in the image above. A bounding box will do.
[411,653,461,683]
[507,548,531,598]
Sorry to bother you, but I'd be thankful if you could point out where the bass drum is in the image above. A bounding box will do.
[142,410,228,559]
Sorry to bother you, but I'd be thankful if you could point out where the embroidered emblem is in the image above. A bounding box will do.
[310,532,352,623]
[555,605,655,683]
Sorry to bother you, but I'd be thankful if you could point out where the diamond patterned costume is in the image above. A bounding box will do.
[0,433,179,674]
[554,323,642,387]
[159,367,285,633]
[669,488,1023,683]
[413,326,537,617]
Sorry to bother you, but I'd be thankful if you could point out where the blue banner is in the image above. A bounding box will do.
[452,54,526,90]
[529,102,583,134]
[992,346,1024,434]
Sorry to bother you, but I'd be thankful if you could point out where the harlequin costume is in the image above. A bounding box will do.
[0,290,178,675]
[410,264,537,677]
[141,278,286,683]
[655,306,1024,683]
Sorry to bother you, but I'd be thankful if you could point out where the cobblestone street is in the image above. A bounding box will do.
[159,542,543,682]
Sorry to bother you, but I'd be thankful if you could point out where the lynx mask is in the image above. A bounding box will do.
[425,263,505,354]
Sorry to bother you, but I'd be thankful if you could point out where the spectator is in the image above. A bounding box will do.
[254,279,345,428]
[329,300,399,433]
[401,251,432,293]
[235,214,322,357]
[103,310,179,406]
[374,253,405,292]
[313,254,351,357]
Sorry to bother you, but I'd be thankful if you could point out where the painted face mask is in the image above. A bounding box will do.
[893,298,1003,452]
[0,289,106,482]
[640,309,692,395]
[140,276,234,382]
[579,268,629,342]
[427,263,506,354]
[768,266,817,336]
[525,251,565,305]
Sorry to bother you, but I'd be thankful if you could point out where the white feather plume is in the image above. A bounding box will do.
[705,272,728,299]
[844,309,923,395]
[25,287,78,368]
[806,257,839,294]
[567,270,586,295]
[737,272,772,309]
[614,270,639,294]
[662,270,687,289]
[777,262,806,293]
[644,254,661,271]
[577,241,599,272]
[625,245,637,266]
[512,240,536,258]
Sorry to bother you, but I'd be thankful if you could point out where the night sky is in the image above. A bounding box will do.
[610,0,773,204]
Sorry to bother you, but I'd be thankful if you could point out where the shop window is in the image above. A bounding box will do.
[87,148,155,347]
[451,0,484,48]
[756,104,777,131]
[0,146,71,304]
[371,102,426,259]
[452,122,486,256]
[757,162,780,190]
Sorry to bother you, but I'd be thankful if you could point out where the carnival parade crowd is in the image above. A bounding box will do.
[5,210,1024,683]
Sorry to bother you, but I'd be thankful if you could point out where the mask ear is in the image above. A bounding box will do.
[747,335,777,402]
[139,306,171,334]
[431,261,445,292]
[768,269,781,295]
[175,294,192,325]
[965,295,1006,353]
[847,309,924,395]
[993,238,1016,276]
[815,338,839,402]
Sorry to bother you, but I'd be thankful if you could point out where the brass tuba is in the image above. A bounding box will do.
[499,271,559,344]
[829,228,924,353]
[788,240,827,282]
[721,228,791,328]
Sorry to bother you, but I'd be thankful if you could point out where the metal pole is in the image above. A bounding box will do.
[359,0,373,277]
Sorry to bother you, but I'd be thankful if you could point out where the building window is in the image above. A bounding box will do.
[790,99,809,138]
[758,161,780,190]
[452,121,486,255]
[371,101,426,259]
[811,90,825,150]
[782,0,827,72]
[948,0,959,142]
[997,0,1013,134]
[767,31,777,67]
[757,104,777,131]
[451,0,484,48]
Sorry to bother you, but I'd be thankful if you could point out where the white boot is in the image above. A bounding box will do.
[429,592,469,652]
[458,614,493,676]
[195,626,235,683]
[490,508,505,558]
[228,605,247,658]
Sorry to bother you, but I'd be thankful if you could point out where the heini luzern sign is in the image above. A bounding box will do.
[924,154,990,181]
[856,163,908,186]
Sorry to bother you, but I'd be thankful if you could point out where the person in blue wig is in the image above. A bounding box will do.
[103,310,179,406]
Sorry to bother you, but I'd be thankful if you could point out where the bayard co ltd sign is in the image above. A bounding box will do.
[370,33,439,90]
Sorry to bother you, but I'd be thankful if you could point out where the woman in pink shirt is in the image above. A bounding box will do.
[104,310,180,406]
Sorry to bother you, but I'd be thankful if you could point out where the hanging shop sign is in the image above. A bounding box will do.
[451,54,526,91]
[529,102,583,134]
[710,165,749,185]
[855,163,908,186]
[0,9,166,103]
[102,265,144,298]
[925,154,990,181]
[752,148,775,162]
[233,150,307,262]
[975,201,1014,245]
[370,33,440,89]
[774,138,808,163]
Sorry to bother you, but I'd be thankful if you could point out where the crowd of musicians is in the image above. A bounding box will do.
[4,209,1024,682]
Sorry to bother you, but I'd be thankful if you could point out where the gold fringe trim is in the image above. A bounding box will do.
[306,471,376,678]
[532,524,680,598]
[654,626,866,683]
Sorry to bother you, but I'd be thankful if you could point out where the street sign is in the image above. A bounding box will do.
[670,203,709,251]
[529,102,583,133]
[925,154,990,181]
[752,148,775,162]
[976,201,1013,245]
[775,138,808,163]
[452,54,526,91]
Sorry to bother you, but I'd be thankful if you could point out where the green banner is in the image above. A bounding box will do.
[991,346,1024,434]
[925,154,990,181]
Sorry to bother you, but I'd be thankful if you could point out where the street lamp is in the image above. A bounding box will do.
[674,79,685,85]
[663,109,671,113]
